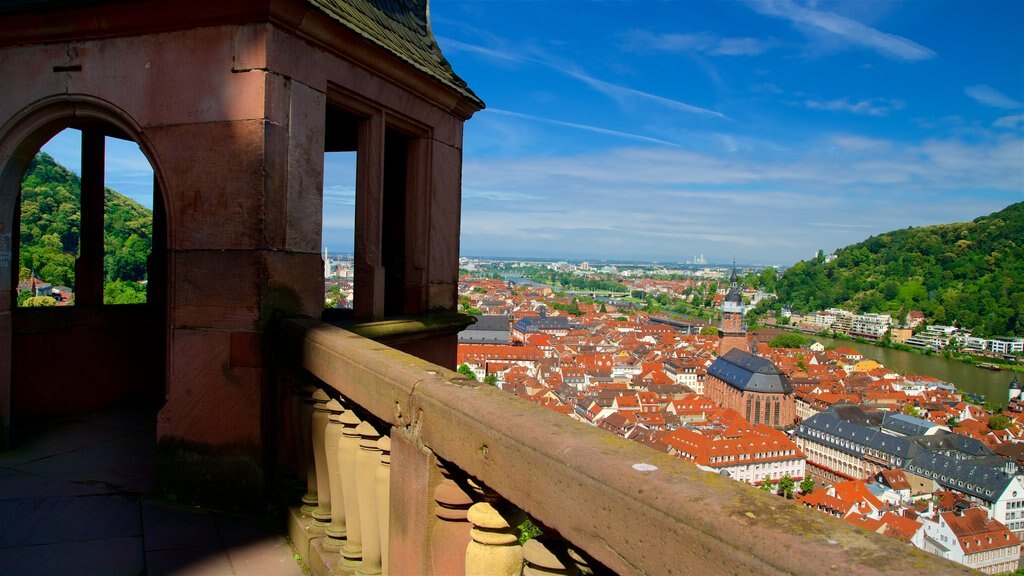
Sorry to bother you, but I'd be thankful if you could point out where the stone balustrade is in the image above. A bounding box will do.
[278,316,971,576]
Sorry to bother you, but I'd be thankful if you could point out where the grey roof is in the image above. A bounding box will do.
[707,349,793,394]
[797,405,1014,502]
[464,315,510,332]
[308,0,483,108]
[796,411,917,462]
[881,413,940,437]
[902,451,1017,503]
[514,315,577,333]
[912,433,992,458]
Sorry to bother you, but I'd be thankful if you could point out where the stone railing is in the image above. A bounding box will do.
[277,317,970,576]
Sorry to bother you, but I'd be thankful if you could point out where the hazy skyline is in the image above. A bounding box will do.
[39,0,1024,267]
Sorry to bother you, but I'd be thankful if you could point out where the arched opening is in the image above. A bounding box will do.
[0,101,168,446]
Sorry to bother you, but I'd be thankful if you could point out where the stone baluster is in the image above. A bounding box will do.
[338,409,364,569]
[430,462,474,576]
[523,538,579,576]
[322,398,347,550]
[355,420,383,575]
[310,389,332,527]
[465,501,524,576]
[296,383,318,514]
[376,432,391,569]
[375,434,391,575]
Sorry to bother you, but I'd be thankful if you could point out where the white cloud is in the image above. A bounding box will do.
[805,97,905,117]
[487,109,682,147]
[994,114,1024,129]
[622,30,774,57]
[749,0,936,61]
[965,85,1023,109]
[440,36,726,119]
[458,129,1023,262]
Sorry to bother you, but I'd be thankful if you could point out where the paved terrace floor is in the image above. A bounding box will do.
[0,402,306,576]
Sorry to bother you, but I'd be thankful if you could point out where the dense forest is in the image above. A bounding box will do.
[774,202,1023,337]
[19,152,151,304]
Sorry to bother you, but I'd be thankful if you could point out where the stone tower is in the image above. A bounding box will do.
[718,266,747,356]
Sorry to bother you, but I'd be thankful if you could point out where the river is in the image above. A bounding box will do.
[811,335,1016,404]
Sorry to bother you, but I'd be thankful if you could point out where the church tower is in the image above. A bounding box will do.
[718,266,747,356]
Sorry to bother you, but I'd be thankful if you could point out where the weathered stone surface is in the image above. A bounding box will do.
[161,329,261,448]
[170,250,262,331]
[285,78,327,253]
[148,121,267,251]
[65,27,267,128]
[388,429,437,576]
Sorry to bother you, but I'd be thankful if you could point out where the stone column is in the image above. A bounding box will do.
[429,463,474,576]
[465,501,523,576]
[375,434,391,575]
[339,409,363,569]
[522,538,579,576]
[297,383,318,514]
[323,398,347,550]
[310,389,332,527]
[356,420,383,576]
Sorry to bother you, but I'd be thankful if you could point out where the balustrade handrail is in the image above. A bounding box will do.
[280,316,970,575]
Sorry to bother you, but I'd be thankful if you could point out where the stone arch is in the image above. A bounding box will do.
[0,95,170,447]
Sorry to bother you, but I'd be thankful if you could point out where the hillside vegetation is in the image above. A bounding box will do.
[775,202,1023,337]
[19,152,152,304]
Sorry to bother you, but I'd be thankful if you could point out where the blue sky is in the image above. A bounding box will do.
[41,0,1024,267]
[432,0,1024,265]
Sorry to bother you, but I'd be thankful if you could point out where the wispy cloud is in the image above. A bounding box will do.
[460,131,1023,258]
[994,114,1024,129]
[748,0,936,61]
[621,30,774,57]
[805,97,905,117]
[488,109,682,147]
[965,85,1023,109]
[438,36,726,119]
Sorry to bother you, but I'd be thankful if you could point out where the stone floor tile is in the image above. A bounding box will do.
[143,500,222,551]
[0,420,128,467]
[220,531,305,575]
[0,494,140,547]
[0,536,143,576]
[146,546,235,576]
[15,434,155,493]
[0,468,114,499]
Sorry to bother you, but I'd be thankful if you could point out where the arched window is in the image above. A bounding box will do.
[16,128,153,308]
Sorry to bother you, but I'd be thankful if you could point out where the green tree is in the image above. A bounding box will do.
[22,295,57,307]
[700,325,719,336]
[799,477,815,495]
[989,415,1013,430]
[768,333,809,348]
[457,363,477,381]
[759,476,775,493]
[483,373,498,387]
[778,474,795,499]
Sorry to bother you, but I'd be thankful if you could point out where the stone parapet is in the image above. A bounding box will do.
[279,316,971,576]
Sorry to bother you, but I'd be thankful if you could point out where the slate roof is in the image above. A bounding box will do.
[881,412,940,437]
[308,0,482,107]
[514,315,578,334]
[796,410,917,463]
[707,349,793,394]
[903,452,1017,503]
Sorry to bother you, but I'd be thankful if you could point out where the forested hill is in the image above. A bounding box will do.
[775,202,1024,337]
[19,152,152,300]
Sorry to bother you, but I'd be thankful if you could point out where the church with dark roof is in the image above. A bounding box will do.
[705,268,796,428]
